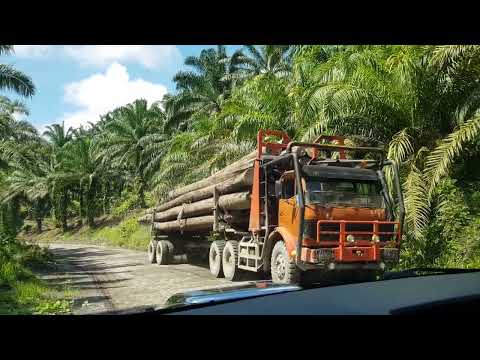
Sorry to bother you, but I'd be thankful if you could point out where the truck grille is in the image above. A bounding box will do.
[304,220,398,243]
[313,221,339,241]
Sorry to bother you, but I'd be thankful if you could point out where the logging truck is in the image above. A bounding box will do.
[142,130,405,284]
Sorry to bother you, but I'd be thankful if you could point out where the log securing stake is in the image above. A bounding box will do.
[177,203,187,234]
[213,187,219,232]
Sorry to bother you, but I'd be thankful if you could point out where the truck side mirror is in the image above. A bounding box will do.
[275,180,282,198]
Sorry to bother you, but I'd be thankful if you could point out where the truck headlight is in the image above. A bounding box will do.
[372,235,380,242]
[346,235,355,243]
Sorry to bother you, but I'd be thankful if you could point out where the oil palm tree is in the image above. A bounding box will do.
[218,72,294,141]
[43,122,73,149]
[0,139,77,234]
[164,46,244,132]
[0,96,38,144]
[95,99,166,208]
[232,45,294,79]
[41,122,77,231]
[62,133,106,227]
[1,148,50,233]
[0,95,43,233]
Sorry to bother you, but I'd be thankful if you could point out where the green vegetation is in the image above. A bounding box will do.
[53,212,151,250]
[0,232,74,314]
[0,46,73,314]
[2,44,480,273]
[20,205,152,252]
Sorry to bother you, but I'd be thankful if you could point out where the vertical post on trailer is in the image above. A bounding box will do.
[151,208,156,238]
[213,186,219,232]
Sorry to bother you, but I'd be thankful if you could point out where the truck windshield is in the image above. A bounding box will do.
[304,179,385,208]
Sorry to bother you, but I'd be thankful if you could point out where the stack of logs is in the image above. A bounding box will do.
[139,151,256,233]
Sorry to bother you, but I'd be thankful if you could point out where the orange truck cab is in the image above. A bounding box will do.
[243,130,404,283]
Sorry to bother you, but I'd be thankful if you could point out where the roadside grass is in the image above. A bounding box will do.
[8,209,149,315]
[0,242,75,315]
[21,210,151,252]
[91,216,150,250]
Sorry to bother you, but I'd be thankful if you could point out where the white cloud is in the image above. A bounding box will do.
[63,45,182,70]
[58,62,167,129]
[14,45,55,58]
[13,45,183,72]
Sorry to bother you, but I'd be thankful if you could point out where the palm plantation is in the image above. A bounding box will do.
[1,45,480,270]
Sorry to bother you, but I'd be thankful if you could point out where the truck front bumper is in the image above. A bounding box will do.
[299,247,400,270]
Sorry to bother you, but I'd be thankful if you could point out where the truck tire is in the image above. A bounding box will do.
[147,240,157,264]
[222,240,246,281]
[209,240,225,278]
[165,240,175,256]
[156,240,174,265]
[271,241,300,284]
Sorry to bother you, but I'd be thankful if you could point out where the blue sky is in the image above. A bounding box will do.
[1,45,241,132]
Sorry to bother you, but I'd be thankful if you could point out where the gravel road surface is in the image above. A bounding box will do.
[41,243,253,314]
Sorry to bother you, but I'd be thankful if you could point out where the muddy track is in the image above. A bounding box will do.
[42,243,253,314]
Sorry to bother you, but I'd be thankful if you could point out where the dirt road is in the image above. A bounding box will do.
[41,243,252,314]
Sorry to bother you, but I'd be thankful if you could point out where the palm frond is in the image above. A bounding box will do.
[403,163,430,240]
[424,116,480,198]
[0,64,36,97]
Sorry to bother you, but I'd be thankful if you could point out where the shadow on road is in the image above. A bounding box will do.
[42,245,140,309]
[51,247,120,258]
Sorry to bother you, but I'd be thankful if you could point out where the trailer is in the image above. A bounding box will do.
[142,130,405,284]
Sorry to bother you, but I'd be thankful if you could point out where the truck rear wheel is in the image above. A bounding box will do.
[147,240,157,264]
[223,241,246,281]
[209,240,225,278]
[156,240,174,265]
[271,241,300,284]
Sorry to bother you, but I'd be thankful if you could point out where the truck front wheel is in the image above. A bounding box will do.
[271,241,300,284]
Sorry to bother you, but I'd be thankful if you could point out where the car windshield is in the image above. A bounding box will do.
[304,179,385,208]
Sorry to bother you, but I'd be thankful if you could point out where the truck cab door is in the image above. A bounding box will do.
[278,178,298,229]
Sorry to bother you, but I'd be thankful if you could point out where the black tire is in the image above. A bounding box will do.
[222,240,246,281]
[156,240,174,265]
[209,240,225,278]
[165,240,174,256]
[271,241,300,284]
[147,240,157,264]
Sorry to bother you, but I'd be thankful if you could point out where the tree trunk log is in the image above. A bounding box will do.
[139,214,152,224]
[151,167,253,213]
[153,192,250,222]
[139,192,251,224]
[166,151,256,200]
[152,213,248,233]
[152,215,215,233]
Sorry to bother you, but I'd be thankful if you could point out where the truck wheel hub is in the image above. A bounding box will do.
[276,255,286,279]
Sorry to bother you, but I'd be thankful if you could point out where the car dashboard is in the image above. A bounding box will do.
[162,272,480,315]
